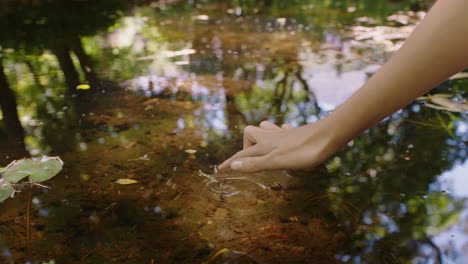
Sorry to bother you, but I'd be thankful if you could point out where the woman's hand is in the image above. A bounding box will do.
[218,120,338,173]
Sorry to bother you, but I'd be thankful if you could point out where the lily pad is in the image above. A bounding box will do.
[3,156,64,183]
[0,179,14,202]
[2,159,33,183]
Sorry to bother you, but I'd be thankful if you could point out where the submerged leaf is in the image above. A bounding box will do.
[116,179,139,185]
[0,179,15,202]
[3,156,63,183]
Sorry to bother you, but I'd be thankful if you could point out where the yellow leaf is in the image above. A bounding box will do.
[76,84,91,90]
[116,179,138,185]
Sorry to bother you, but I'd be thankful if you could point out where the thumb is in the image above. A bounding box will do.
[230,156,272,173]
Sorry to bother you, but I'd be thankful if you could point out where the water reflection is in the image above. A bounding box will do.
[0,0,467,263]
[429,161,468,263]
[0,60,28,163]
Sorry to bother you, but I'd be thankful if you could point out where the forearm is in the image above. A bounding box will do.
[219,0,468,173]
[317,0,468,147]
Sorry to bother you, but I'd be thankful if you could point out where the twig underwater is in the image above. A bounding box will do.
[198,170,219,183]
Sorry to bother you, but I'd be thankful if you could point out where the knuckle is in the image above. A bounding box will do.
[244,125,256,133]
[259,121,271,127]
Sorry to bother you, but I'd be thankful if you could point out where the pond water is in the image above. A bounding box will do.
[0,0,467,263]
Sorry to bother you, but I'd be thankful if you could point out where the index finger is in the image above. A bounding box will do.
[218,145,263,172]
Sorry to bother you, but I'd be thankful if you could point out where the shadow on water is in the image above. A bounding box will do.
[0,0,467,263]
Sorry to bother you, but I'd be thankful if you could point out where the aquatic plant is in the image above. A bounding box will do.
[0,156,63,202]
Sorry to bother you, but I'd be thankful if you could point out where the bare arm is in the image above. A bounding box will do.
[219,0,468,173]
[327,0,468,147]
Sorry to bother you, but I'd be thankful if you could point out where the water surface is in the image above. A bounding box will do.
[0,0,467,263]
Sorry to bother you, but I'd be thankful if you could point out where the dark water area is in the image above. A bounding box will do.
[0,0,467,263]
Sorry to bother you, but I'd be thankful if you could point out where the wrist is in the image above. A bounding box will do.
[320,114,355,151]
[300,118,345,163]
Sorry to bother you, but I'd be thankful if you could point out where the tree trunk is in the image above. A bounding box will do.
[24,59,46,93]
[50,40,81,145]
[0,59,27,153]
[52,39,80,93]
[68,34,100,88]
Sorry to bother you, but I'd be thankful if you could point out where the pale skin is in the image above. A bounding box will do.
[219,0,468,173]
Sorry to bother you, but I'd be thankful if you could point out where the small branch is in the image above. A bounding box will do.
[26,189,32,258]
[79,247,97,263]
[198,170,219,183]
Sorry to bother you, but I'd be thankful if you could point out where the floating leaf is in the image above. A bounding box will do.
[3,156,63,183]
[425,98,468,112]
[29,157,63,183]
[417,94,452,100]
[2,159,34,183]
[418,95,468,112]
[0,179,14,202]
[76,84,91,90]
[185,149,197,154]
[116,179,138,185]
[449,72,468,80]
